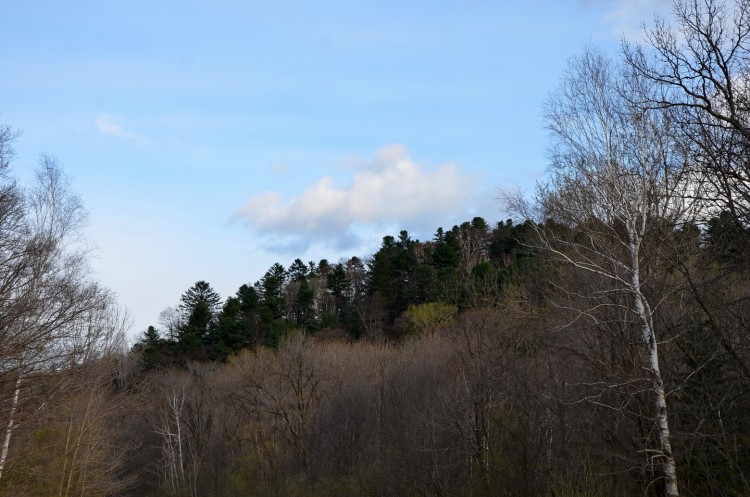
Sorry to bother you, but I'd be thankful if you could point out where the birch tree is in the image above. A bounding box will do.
[624,0,750,390]
[0,129,115,482]
[155,384,187,494]
[506,49,696,497]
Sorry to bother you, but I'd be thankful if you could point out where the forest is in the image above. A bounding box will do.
[2,1,750,496]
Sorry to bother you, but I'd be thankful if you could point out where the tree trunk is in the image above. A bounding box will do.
[0,372,22,482]
[631,242,679,497]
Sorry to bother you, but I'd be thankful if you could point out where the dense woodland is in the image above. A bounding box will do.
[2,1,750,496]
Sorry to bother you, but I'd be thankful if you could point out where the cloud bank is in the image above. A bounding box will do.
[235,145,475,252]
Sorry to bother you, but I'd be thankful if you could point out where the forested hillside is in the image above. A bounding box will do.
[3,1,750,496]
[135,216,527,365]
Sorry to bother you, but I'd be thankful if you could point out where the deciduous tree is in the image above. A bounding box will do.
[0,132,120,482]
[506,48,696,497]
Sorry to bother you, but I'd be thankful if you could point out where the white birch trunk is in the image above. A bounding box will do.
[156,388,187,492]
[630,240,679,497]
[0,373,22,482]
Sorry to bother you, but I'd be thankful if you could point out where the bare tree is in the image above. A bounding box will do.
[158,306,183,342]
[0,125,19,173]
[261,332,328,470]
[0,130,116,482]
[55,354,133,497]
[154,382,188,494]
[625,0,750,227]
[505,49,697,497]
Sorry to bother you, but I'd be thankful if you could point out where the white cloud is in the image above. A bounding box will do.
[235,145,476,252]
[95,113,147,144]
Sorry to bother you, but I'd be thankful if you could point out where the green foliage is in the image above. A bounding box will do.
[367,231,420,324]
[326,264,349,301]
[179,280,222,318]
[139,325,162,369]
[268,318,295,348]
[256,263,286,324]
[432,226,460,269]
[145,215,535,364]
[401,302,458,336]
[178,281,222,346]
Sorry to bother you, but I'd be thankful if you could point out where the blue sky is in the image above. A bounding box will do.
[0,0,671,338]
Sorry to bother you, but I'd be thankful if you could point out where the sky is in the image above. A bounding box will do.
[0,0,672,339]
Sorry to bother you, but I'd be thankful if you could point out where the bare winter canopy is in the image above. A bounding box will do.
[625,0,750,226]
[0,128,126,482]
[505,47,693,497]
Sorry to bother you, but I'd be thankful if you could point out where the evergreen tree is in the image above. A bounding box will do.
[138,325,163,370]
[179,280,222,320]
[255,263,293,346]
[368,231,419,327]
[287,258,308,281]
[256,263,286,323]
[177,281,222,354]
[212,283,263,358]
[326,263,349,311]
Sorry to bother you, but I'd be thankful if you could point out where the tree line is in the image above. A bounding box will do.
[2,0,750,495]
[135,215,529,366]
